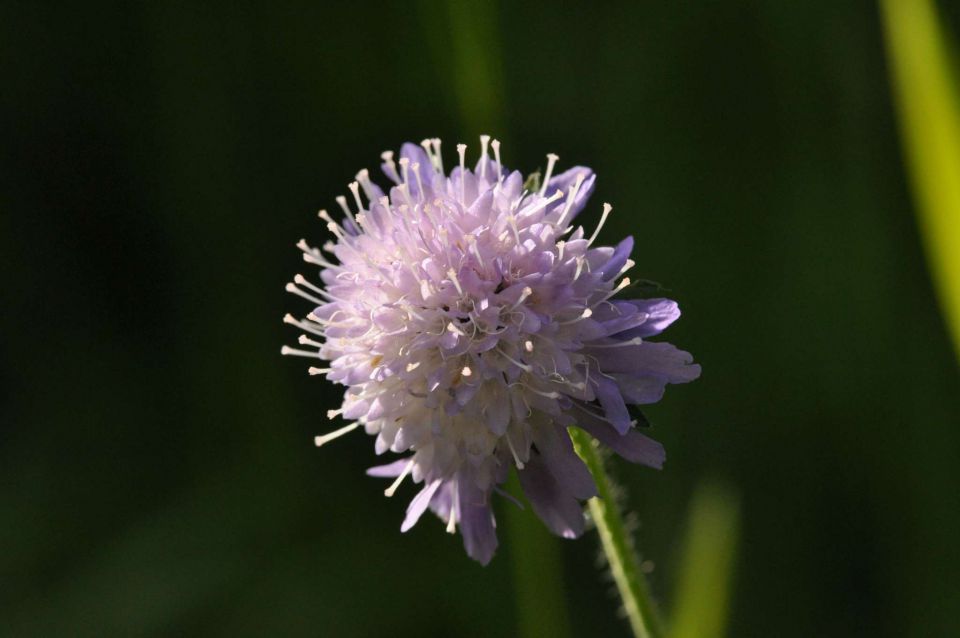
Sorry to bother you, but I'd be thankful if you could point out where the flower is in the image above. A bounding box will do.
[283,137,700,564]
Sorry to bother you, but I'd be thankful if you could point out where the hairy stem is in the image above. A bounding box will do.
[570,427,664,638]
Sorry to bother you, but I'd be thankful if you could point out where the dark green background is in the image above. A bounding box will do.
[3,2,959,636]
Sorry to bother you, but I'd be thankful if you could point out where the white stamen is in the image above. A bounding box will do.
[557,171,586,227]
[411,162,425,202]
[298,334,324,348]
[587,337,644,348]
[335,195,355,224]
[431,138,444,173]
[348,181,365,215]
[284,313,325,336]
[447,268,464,296]
[446,489,458,534]
[497,347,532,373]
[539,153,559,196]
[384,460,415,497]
[314,422,359,447]
[381,151,400,183]
[457,143,467,204]
[355,168,377,200]
[524,339,534,352]
[281,345,320,358]
[505,432,525,469]
[307,366,331,375]
[406,361,421,372]
[509,287,533,311]
[398,157,411,186]
[285,282,324,306]
[420,139,436,169]
[505,214,521,245]
[518,189,564,219]
[491,139,502,187]
[479,134,491,180]
[461,365,472,377]
[588,203,612,246]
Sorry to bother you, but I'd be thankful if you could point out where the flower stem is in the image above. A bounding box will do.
[570,427,664,638]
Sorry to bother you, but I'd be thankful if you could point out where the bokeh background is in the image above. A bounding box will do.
[3,1,959,636]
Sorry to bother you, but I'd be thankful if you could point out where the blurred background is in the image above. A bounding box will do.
[2,1,959,636]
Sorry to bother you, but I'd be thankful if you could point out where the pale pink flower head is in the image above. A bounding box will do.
[283,137,699,564]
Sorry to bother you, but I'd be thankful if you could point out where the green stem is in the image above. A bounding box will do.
[570,427,664,638]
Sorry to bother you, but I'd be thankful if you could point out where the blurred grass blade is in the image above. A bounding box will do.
[504,473,573,638]
[881,0,960,359]
[670,482,740,638]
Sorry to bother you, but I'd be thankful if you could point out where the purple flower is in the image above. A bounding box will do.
[283,137,700,564]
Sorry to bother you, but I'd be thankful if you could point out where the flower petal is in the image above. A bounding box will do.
[574,411,666,469]
[457,480,498,565]
[618,299,681,338]
[402,479,442,532]
[518,453,586,539]
[533,424,597,499]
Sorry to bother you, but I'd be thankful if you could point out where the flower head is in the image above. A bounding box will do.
[283,137,700,564]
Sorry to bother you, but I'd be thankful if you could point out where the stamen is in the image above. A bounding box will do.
[505,431,525,469]
[558,307,593,325]
[335,195,355,224]
[420,139,436,169]
[586,337,644,348]
[491,139,503,187]
[284,313,325,336]
[398,157,411,186]
[411,162,425,202]
[539,153,559,196]
[298,334,324,348]
[497,347,532,373]
[587,203,612,246]
[508,287,533,311]
[518,189,564,219]
[447,268,464,296]
[457,143,467,204]
[446,488,458,533]
[381,150,400,183]
[507,215,522,245]
[461,365,472,377]
[524,340,534,352]
[308,366,331,375]
[431,138,444,173]
[406,361,421,372]
[314,422,360,447]
[479,134,491,180]
[557,171,586,227]
[285,282,324,306]
[355,168,378,200]
[281,345,321,358]
[384,460,415,497]
[348,181,365,215]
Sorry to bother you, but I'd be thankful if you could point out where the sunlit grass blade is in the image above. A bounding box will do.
[669,481,740,638]
[881,0,960,360]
